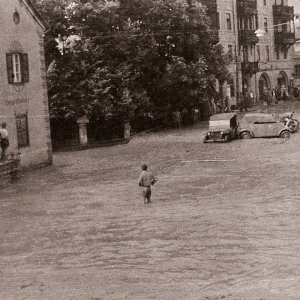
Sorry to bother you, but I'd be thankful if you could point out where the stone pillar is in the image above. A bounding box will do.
[124,120,130,139]
[77,116,89,145]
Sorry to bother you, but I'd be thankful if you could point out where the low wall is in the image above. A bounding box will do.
[0,159,20,188]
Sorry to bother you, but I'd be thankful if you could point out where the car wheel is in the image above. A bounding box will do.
[241,132,251,139]
[224,135,230,142]
[280,131,291,139]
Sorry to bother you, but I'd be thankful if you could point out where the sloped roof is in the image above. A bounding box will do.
[21,0,48,31]
[240,113,278,123]
[209,113,237,121]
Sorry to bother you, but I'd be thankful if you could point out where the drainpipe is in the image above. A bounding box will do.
[232,0,241,105]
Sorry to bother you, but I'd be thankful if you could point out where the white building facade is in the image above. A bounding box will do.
[0,0,52,169]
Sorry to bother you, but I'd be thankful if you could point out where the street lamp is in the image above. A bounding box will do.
[254,28,266,38]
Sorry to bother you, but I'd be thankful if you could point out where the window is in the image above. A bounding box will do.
[16,115,29,147]
[243,45,248,61]
[249,16,255,29]
[295,65,300,76]
[13,11,20,25]
[283,47,288,59]
[12,54,21,82]
[264,0,267,5]
[230,84,235,97]
[228,44,234,61]
[256,45,260,61]
[6,53,29,84]
[275,46,280,60]
[264,18,268,33]
[226,13,232,30]
[265,45,270,61]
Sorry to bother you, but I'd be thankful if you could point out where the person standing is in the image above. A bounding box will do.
[282,87,289,101]
[0,122,9,161]
[138,164,157,204]
[239,93,244,112]
[293,86,299,100]
[271,88,276,105]
[224,96,229,113]
[267,88,272,106]
[244,91,249,112]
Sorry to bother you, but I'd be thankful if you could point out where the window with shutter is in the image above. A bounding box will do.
[16,115,29,147]
[21,54,29,83]
[6,52,29,84]
[6,54,14,84]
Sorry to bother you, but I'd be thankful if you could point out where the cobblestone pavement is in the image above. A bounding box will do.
[1,102,300,299]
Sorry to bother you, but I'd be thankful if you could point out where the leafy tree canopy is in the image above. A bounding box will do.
[32,0,231,125]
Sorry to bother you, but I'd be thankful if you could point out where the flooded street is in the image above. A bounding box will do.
[1,111,300,299]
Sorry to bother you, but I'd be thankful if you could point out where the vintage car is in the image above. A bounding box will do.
[204,113,238,143]
[238,113,292,139]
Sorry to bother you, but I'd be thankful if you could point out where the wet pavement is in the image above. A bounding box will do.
[1,102,300,299]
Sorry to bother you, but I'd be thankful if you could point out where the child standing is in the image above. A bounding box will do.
[138,164,157,204]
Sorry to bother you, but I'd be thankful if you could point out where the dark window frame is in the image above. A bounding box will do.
[295,64,300,76]
[264,18,268,33]
[226,13,232,30]
[6,53,29,85]
[265,45,270,61]
[16,114,29,147]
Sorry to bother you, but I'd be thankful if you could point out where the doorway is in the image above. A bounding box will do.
[258,73,270,101]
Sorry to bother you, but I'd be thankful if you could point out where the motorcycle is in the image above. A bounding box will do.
[279,112,299,132]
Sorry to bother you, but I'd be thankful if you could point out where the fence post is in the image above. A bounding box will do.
[124,120,131,139]
[77,116,89,146]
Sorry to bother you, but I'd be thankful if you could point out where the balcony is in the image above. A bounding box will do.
[238,29,259,45]
[237,0,257,16]
[241,61,259,76]
[273,4,293,19]
[274,31,295,45]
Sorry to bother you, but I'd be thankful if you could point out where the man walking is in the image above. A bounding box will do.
[138,164,157,204]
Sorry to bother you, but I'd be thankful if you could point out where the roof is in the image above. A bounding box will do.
[241,113,275,119]
[240,113,278,122]
[21,0,48,31]
[209,113,237,121]
[242,113,274,118]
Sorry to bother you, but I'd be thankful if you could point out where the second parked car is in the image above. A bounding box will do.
[238,113,292,139]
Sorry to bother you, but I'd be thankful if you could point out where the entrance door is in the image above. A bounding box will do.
[259,79,264,100]
[258,74,270,101]
[277,71,287,90]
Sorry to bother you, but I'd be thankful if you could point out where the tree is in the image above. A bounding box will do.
[33,0,230,131]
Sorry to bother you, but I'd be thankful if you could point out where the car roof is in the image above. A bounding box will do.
[209,113,237,121]
[240,113,277,121]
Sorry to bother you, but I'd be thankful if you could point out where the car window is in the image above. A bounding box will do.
[254,121,276,124]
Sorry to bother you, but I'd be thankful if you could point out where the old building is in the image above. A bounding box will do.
[204,0,295,107]
[0,0,52,171]
[290,0,300,89]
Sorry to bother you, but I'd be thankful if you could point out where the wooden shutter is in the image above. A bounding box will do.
[21,53,29,83]
[6,54,14,84]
